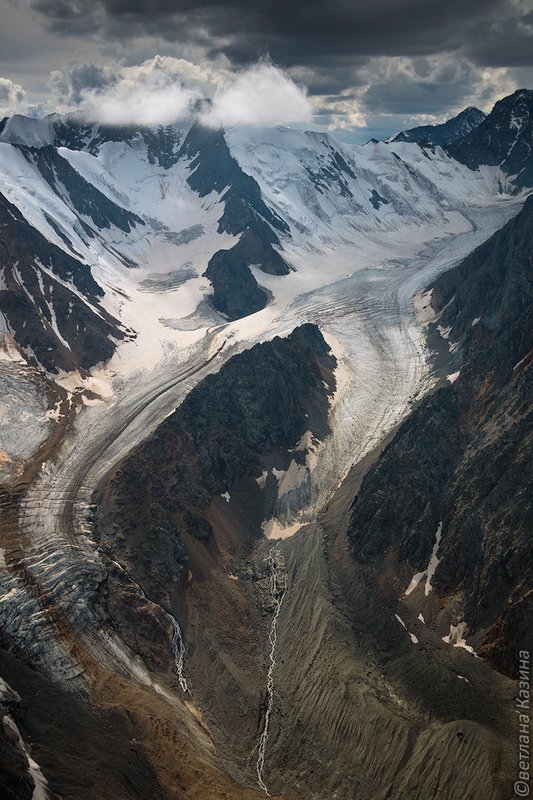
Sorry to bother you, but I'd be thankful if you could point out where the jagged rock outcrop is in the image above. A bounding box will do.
[0,679,34,800]
[348,196,533,675]
[392,106,486,146]
[0,192,129,373]
[450,89,533,187]
[27,145,144,233]
[203,246,269,320]
[0,650,163,800]
[179,123,291,318]
[96,322,335,623]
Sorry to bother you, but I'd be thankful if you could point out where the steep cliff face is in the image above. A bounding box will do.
[0,192,128,373]
[393,106,486,146]
[348,196,533,675]
[450,89,533,188]
[0,651,162,800]
[96,322,336,633]
[28,145,144,233]
[179,123,291,319]
[0,678,34,800]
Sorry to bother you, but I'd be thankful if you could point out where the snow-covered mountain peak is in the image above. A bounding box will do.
[0,94,531,382]
[391,106,486,147]
[0,113,61,148]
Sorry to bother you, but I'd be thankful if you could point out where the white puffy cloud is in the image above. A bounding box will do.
[0,77,27,115]
[59,56,313,128]
[58,57,204,125]
[80,78,199,126]
[200,61,313,128]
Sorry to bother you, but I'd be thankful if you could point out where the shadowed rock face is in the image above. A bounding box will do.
[393,106,486,146]
[96,322,336,620]
[0,678,34,800]
[27,146,144,233]
[0,649,163,800]
[348,196,533,676]
[0,193,128,373]
[53,117,185,169]
[449,89,533,188]
[203,245,269,320]
[179,123,289,241]
[180,123,291,318]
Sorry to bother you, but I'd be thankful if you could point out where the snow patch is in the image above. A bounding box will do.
[405,521,442,597]
[255,470,268,489]
[276,458,308,497]
[446,371,460,383]
[405,572,425,596]
[2,714,50,800]
[513,353,530,371]
[442,622,478,656]
[262,518,302,540]
[54,371,114,400]
[425,521,442,595]
[221,491,230,503]
[46,401,63,420]
[413,289,435,326]
[395,613,418,644]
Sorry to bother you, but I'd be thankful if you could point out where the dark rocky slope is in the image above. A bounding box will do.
[27,145,144,233]
[393,106,485,146]
[179,123,291,319]
[91,324,336,782]
[91,306,521,799]
[348,195,533,676]
[93,304,520,799]
[450,89,533,188]
[0,649,161,800]
[95,322,335,648]
[0,192,129,373]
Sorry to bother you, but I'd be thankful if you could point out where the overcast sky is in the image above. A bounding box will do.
[1,0,532,141]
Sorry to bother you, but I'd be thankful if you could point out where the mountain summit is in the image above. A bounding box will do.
[391,105,486,146]
[450,88,533,187]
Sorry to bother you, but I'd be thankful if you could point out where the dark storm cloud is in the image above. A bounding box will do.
[359,58,479,115]
[11,0,533,138]
[30,0,533,82]
[50,61,116,103]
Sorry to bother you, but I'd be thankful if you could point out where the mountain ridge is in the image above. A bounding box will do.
[391,105,486,146]
[0,88,531,799]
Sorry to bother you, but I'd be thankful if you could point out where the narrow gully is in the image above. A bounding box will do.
[255,544,288,796]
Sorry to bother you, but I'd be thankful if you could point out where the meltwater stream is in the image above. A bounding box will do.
[255,545,288,795]
[170,615,189,693]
